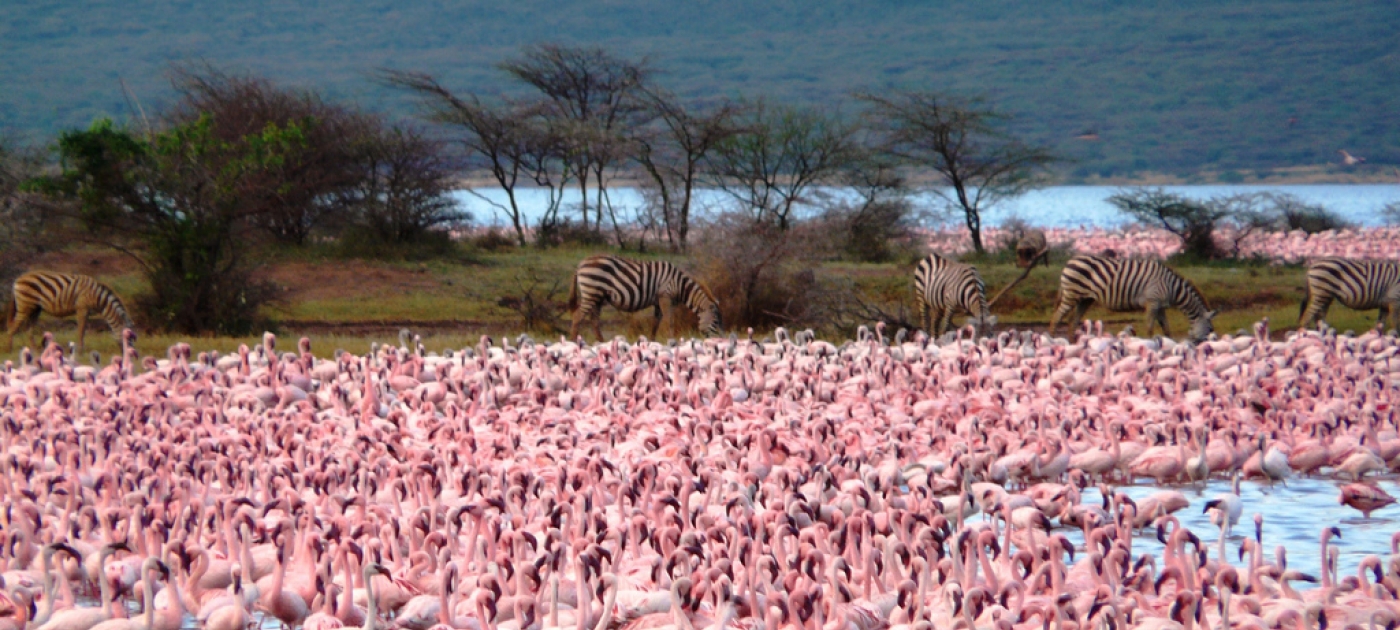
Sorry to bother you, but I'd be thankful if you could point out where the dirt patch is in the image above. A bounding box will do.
[265,261,447,301]
[26,250,140,276]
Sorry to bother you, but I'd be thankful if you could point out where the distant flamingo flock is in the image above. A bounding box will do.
[1,321,1399,630]
[923,228,1400,264]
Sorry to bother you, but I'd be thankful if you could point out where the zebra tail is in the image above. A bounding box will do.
[567,270,579,313]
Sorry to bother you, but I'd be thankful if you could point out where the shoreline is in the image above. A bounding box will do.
[453,166,1400,190]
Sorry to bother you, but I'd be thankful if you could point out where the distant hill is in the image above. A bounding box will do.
[3,0,1397,180]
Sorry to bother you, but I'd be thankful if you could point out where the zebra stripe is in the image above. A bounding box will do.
[568,255,722,341]
[913,253,993,336]
[6,270,136,351]
[1299,257,1400,331]
[1050,255,1216,341]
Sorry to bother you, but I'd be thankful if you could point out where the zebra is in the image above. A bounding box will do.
[567,255,722,341]
[913,253,995,337]
[5,270,136,352]
[1049,254,1217,341]
[1298,257,1400,332]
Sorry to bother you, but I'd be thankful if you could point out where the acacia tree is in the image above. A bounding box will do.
[498,44,651,232]
[858,91,1056,254]
[381,70,568,246]
[709,100,859,231]
[634,89,741,251]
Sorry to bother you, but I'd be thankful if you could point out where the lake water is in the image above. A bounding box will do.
[454,184,1400,229]
[1073,477,1398,591]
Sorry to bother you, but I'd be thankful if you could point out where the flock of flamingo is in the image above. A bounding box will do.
[924,228,1400,263]
[1,318,1398,630]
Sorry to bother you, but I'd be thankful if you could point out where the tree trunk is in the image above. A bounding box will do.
[678,178,693,252]
[505,189,527,247]
[951,180,984,254]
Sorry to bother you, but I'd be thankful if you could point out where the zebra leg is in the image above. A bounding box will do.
[650,303,663,340]
[1152,305,1171,338]
[592,305,605,343]
[1071,301,1093,339]
[569,308,584,340]
[4,309,25,352]
[918,300,929,335]
[75,309,88,353]
[1300,297,1330,330]
[1049,299,1075,337]
[938,309,957,338]
[18,306,41,352]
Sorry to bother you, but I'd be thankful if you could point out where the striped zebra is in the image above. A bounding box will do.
[913,253,995,337]
[5,270,136,352]
[567,255,722,341]
[1298,257,1400,331]
[1050,255,1217,341]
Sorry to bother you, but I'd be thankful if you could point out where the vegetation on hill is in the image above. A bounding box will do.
[2,1,1396,179]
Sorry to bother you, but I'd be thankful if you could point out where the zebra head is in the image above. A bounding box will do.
[1188,310,1219,343]
[965,313,998,338]
[698,302,723,338]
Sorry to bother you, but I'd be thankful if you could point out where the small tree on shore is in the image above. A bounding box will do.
[709,100,859,230]
[634,89,742,251]
[858,91,1056,254]
[1109,188,1229,259]
[499,44,652,234]
[382,70,578,247]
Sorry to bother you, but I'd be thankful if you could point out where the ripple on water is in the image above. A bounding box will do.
[1064,476,1400,590]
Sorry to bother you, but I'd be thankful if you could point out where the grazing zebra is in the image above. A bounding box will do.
[1298,257,1400,331]
[567,255,722,341]
[5,270,136,352]
[1050,255,1217,341]
[913,253,995,337]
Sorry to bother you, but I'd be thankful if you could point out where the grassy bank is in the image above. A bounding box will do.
[8,245,1384,360]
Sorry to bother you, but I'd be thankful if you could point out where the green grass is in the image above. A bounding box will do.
[8,246,1389,361]
[1,1,1397,179]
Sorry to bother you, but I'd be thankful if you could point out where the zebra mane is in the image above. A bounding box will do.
[96,282,134,327]
[681,270,718,308]
[1173,273,1211,319]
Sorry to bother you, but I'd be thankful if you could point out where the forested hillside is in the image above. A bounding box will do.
[3,0,1396,179]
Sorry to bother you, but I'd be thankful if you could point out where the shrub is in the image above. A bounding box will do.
[467,227,519,252]
[1262,193,1351,233]
[830,198,920,263]
[0,139,54,291]
[1382,201,1400,226]
[496,268,566,334]
[341,123,467,248]
[335,226,460,261]
[534,217,607,249]
[169,65,368,246]
[692,213,828,329]
[29,117,289,335]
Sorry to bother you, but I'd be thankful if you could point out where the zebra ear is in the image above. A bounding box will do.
[1205,310,1219,320]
